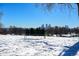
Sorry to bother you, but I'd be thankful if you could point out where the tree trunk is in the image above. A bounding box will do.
[77,3,79,15]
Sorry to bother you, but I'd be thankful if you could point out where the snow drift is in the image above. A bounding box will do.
[0,35,79,56]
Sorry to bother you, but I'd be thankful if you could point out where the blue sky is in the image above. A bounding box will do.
[0,3,79,28]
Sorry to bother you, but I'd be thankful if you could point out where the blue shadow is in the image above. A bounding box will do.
[62,42,79,56]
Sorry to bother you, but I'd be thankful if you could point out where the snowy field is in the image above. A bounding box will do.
[0,34,79,56]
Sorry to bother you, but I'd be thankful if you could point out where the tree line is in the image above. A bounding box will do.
[0,25,79,37]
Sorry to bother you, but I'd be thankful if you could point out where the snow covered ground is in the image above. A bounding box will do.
[0,34,79,56]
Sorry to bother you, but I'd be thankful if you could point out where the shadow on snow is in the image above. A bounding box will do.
[59,42,79,56]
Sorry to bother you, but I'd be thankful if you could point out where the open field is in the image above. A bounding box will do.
[0,35,79,56]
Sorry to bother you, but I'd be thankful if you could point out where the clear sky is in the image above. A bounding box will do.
[0,3,79,28]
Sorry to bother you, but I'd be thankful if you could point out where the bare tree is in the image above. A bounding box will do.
[36,3,79,15]
[0,7,3,28]
[0,12,3,28]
